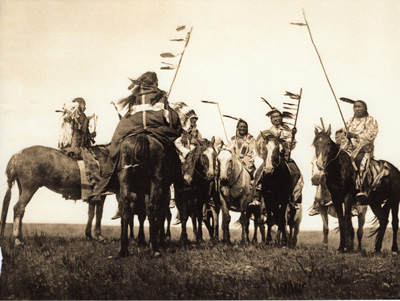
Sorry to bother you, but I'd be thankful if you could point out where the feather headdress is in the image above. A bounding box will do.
[170,101,198,131]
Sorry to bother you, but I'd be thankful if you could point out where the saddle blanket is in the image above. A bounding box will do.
[78,160,101,202]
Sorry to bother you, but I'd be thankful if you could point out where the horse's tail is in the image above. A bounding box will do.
[133,134,150,164]
[1,152,20,238]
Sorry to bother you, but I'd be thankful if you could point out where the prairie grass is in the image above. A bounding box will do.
[0,223,399,299]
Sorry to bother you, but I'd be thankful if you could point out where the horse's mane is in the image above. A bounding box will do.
[183,145,203,174]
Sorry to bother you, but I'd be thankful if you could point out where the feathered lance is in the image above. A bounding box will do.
[163,27,193,98]
[286,88,302,160]
[201,100,229,142]
[291,9,349,133]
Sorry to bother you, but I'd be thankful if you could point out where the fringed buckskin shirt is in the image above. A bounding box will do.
[343,116,379,155]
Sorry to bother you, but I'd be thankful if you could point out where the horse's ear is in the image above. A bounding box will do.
[327,124,332,136]
[314,127,319,136]
[210,136,215,146]
[260,131,267,140]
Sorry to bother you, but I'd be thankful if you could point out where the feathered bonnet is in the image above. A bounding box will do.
[169,101,198,131]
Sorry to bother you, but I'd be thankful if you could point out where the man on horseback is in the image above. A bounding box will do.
[253,108,304,210]
[227,119,256,178]
[58,97,101,201]
[91,72,187,217]
[59,97,97,152]
[336,100,378,202]
[309,99,379,216]
[175,107,203,160]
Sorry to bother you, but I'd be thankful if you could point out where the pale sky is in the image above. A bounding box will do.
[0,0,399,232]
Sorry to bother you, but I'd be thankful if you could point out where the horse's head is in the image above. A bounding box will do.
[183,137,217,184]
[311,125,335,185]
[257,131,283,175]
[217,148,234,187]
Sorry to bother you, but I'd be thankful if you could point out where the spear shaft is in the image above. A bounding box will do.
[167,27,193,98]
[302,9,348,132]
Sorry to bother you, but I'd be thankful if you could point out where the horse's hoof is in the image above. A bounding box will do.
[152,251,162,258]
[14,238,24,246]
[86,236,93,241]
[97,236,106,242]
[118,249,130,258]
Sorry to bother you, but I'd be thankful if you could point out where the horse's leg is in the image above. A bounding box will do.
[278,206,288,246]
[137,205,146,247]
[334,201,346,252]
[129,212,134,240]
[239,211,248,244]
[252,219,258,244]
[166,208,172,241]
[259,221,265,243]
[211,206,220,242]
[356,207,366,251]
[320,206,329,249]
[85,202,95,240]
[219,188,231,244]
[94,197,105,241]
[369,203,389,253]
[176,190,188,243]
[196,200,204,242]
[13,188,37,245]
[266,210,273,245]
[391,200,399,253]
[118,170,131,257]
[344,195,355,252]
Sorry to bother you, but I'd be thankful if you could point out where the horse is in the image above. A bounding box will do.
[313,173,368,250]
[117,133,171,257]
[0,145,110,245]
[178,138,217,242]
[216,148,264,244]
[312,125,400,253]
[256,130,292,246]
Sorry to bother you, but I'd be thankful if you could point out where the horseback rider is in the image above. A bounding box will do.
[59,97,96,153]
[91,71,187,218]
[227,119,256,179]
[175,109,203,160]
[309,99,379,216]
[252,107,304,210]
[58,97,100,201]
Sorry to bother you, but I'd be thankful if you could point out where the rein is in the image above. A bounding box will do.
[228,157,243,187]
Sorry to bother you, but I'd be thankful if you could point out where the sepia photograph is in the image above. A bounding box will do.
[0,0,399,299]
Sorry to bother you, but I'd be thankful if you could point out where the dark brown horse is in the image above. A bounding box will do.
[0,145,110,245]
[313,172,368,250]
[117,133,171,257]
[256,131,292,246]
[179,138,217,242]
[312,126,400,253]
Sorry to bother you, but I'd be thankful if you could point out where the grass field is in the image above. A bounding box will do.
[0,223,399,299]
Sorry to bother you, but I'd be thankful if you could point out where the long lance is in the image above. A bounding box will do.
[167,27,193,98]
[201,100,229,142]
[292,9,349,133]
[288,88,302,160]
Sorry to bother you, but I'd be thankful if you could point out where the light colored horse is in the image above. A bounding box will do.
[217,148,264,243]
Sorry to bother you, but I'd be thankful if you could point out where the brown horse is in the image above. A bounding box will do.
[117,133,171,257]
[312,126,400,253]
[217,148,264,244]
[313,173,368,250]
[179,138,217,242]
[256,131,292,246]
[0,145,110,245]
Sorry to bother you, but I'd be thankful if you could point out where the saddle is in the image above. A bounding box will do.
[62,147,102,202]
[368,159,390,191]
